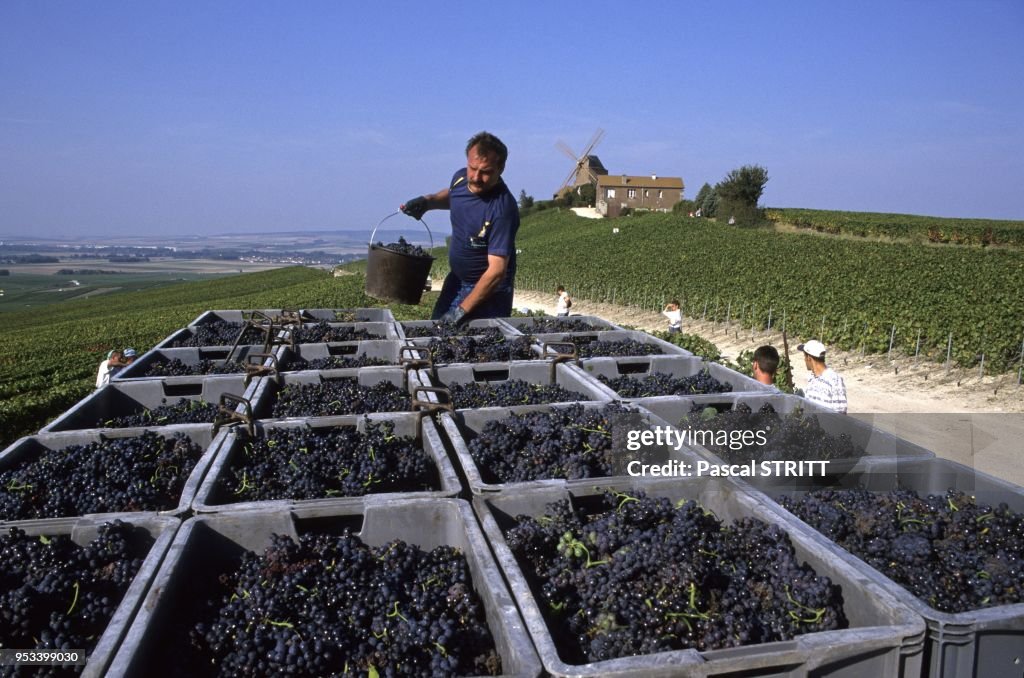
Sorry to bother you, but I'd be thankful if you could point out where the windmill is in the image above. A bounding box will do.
[555,128,607,196]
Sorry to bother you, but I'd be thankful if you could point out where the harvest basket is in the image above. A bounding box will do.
[365,211,435,304]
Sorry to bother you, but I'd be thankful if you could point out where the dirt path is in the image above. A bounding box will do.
[512,288,1024,486]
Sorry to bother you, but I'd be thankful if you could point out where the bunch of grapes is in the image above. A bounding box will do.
[141,358,246,377]
[0,431,205,520]
[0,521,145,674]
[184,531,500,677]
[270,379,410,417]
[448,379,588,408]
[291,321,379,343]
[403,322,472,338]
[98,398,219,428]
[682,402,861,462]
[779,487,1024,613]
[426,329,536,363]
[215,420,434,501]
[529,319,603,333]
[553,336,664,359]
[168,321,267,348]
[283,354,391,371]
[597,370,733,397]
[504,490,846,663]
[375,236,429,257]
[466,403,644,482]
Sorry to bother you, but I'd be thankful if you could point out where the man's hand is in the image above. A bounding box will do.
[439,305,467,326]
[400,196,428,220]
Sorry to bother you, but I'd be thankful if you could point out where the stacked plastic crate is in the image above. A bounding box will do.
[3,309,1021,676]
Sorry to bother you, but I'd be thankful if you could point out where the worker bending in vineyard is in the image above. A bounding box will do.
[95,349,124,388]
[797,339,848,413]
[401,132,519,324]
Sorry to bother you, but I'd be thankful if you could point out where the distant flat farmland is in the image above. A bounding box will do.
[0,259,296,312]
[2,258,289,276]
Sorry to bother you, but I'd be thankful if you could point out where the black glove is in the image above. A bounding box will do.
[439,305,467,326]
[401,196,428,220]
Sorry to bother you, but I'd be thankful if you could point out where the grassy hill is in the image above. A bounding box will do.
[764,207,1024,246]
[500,209,1024,371]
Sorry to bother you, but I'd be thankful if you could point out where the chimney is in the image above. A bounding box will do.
[651,174,657,180]
[621,175,627,185]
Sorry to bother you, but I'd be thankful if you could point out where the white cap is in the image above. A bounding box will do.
[797,339,826,358]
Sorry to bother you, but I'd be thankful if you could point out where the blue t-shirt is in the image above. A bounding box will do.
[447,168,519,287]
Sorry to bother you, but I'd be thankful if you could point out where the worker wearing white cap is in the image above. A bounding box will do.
[797,339,848,414]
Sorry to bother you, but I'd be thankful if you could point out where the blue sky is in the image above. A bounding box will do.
[1,1,1022,238]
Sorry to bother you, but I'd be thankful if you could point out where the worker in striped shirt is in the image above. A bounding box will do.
[797,339,848,413]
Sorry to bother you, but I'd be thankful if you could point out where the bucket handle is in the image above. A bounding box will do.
[369,210,435,251]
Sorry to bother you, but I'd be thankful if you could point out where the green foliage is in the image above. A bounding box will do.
[511,307,547,317]
[651,331,722,362]
[765,208,1024,247]
[716,199,765,227]
[569,184,596,207]
[673,199,697,214]
[518,190,535,210]
[715,165,769,208]
[0,267,437,448]
[515,210,1024,373]
[520,198,560,218]
[694,183,713,212]
[701,188,718,218]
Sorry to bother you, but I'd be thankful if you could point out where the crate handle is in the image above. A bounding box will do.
[243,352,280,386]
[543,341,580,382]
[213,393,256,438]
[411,386,453,415]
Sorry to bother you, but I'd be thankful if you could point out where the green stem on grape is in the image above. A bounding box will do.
[66,581,80,616]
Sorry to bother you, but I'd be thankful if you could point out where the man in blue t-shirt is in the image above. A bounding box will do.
[401,131,519,324]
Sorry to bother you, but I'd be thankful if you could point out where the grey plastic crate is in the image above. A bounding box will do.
[246,366,424,420]
[419,361,612,411]
[474,477,926,678]
[397,318,524,341]
[574,354,773,399]
[300,307,396,323]
[0,425,224,524]
[637,393,935,486]
[439,401,703,495]
[114,346,270,380]
[42,375,257,433]
[4,514,179,678]
[272,339,408,370]
[191,412,461,513]
[534,329,693,359]
[108,499,542,678]
[758,457,1024,678]
[498,315,625,334]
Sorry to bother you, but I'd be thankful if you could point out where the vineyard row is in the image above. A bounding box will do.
[496,211,1024,373]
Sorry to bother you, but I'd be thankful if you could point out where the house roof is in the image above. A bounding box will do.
[596,174,684,189]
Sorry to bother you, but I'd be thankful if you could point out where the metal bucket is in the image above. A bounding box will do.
[365,212,435,305]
